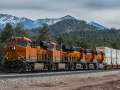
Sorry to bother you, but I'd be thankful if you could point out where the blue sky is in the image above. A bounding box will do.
[0,0,120,28]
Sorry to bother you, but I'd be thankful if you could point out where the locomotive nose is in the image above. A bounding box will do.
[9,46,16,51]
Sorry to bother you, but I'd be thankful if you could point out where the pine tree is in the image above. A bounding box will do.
[38,23,52,41]
[0,42,5,66]
[24,29,30,38]
[31,35,37,40]
[0,31,1,41]
[56,35,67,45]
[66,36,74,46]
[1,23,15,42]
[15,23,25,37]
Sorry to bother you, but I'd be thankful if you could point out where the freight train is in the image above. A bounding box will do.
[2,36,120,72]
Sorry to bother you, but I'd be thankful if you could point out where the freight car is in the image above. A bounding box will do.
[1,37,119,72]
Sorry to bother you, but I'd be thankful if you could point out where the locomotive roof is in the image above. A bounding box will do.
[6,36,32,42]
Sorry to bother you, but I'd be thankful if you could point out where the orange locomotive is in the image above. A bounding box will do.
[3,37,50,72]
[3,37,106,72]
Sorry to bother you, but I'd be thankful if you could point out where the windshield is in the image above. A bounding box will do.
[7,41,16,46]
[47,45,54,50]
[17,41,27,47]
[86,49,92,53]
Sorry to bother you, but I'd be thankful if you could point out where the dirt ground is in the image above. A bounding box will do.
[2,74,120,90]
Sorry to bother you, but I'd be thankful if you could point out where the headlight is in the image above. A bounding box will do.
[13,46,16,50]
[6,57,8,59]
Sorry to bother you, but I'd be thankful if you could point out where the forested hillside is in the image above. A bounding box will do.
[50,19,99,34]
[30,19,120,39]
[30,19,100,36]
[55,28,120,38]
[54,35,120,50]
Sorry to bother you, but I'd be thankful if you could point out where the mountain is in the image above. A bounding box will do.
[0,14,108,30]
[50,19,100,34]
[0,14,35,29]
[34,15,76,27]
[0,14,76,29]
[89,21,108,30]
[30,19,100,36]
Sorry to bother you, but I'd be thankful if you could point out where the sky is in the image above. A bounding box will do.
[0,0,120,29]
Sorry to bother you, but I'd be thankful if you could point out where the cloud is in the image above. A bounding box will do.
[1,0,120,11]
[0,0,120,28]
[0,0,46,10]
[79,0,120,10]
[1,0,120,10]
[0,0,74,10]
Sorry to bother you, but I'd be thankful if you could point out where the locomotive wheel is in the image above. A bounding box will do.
[73,64,76,70]
[53,64,58,71]
[28,67,32,71]
[68,63,72,70]
[49,62,54,70]
[80,64,84,69]
[88,64,96,69]
[28,65,31,72]
[93,64,96,69]
[48,65,51,70]
[80,63,85,70]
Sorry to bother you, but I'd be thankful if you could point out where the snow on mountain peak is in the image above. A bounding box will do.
[0,14,108,30]
[20,17,26,22]
[89,21,108,30]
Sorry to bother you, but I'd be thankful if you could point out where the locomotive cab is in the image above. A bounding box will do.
[96,51,105,63]
[85,49,96,62]
[3,36,32,72]
[46,41,61,62]
[57,43,71,62]
[4,37,30,61]
[79,48,85,61]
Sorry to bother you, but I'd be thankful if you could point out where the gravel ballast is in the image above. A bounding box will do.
[0,70,120,90]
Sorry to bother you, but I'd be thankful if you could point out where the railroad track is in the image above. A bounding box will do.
[0,69,120,79]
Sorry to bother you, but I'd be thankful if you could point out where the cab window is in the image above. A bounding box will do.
[17,41,27,47]
[7,41,16,46]
[29,41,31,47]
[47,45,54,50]
[86,49,92,53]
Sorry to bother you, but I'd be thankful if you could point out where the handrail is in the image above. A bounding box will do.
[2,52,8,65]
[17,52,26,61]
